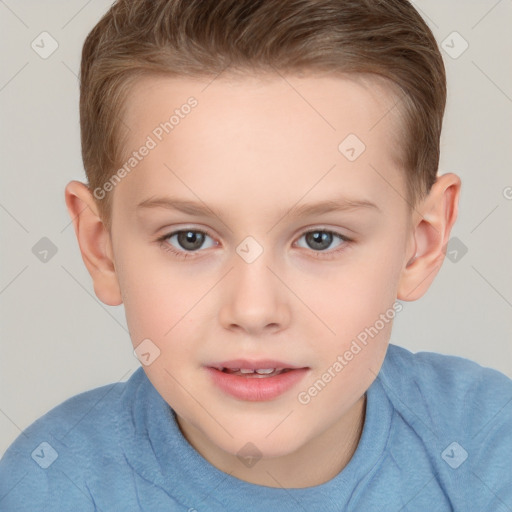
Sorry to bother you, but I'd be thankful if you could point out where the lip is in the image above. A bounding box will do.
[208,359,303,371]
[205,364,309,402]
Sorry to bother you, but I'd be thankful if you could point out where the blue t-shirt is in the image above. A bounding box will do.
[1,343,511,511]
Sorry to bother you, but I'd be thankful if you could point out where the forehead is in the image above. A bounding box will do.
[116,72,407,215]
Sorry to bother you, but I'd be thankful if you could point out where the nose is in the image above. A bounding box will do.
[218,253,291,336]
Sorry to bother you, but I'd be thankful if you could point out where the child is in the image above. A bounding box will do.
[1,0,510,510]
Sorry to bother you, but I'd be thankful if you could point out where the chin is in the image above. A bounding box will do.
[215,428,306,460]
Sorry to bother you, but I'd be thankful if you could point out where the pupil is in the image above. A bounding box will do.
[307,231,332,251]
[178,231,204,251]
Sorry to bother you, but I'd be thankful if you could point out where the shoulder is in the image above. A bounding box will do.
[377,344,512,509]
[382,344,512,415]
[0,368,146,510]
[380,344,512,433]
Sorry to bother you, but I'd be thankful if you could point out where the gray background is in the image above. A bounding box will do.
[1,0,511,457]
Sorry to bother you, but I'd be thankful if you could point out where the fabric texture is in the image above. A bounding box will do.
[1,343,511,511]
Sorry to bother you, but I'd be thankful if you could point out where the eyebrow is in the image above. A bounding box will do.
[136,195,380,220]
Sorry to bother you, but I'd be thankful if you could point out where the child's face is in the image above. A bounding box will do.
[108,73,413,463]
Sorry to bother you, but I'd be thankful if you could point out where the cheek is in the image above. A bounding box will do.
[117,251,209,379]
[314,258,400,334]
[114,244,180,345]
[303,241,403,376]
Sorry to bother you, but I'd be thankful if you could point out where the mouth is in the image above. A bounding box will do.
[208,359,305,376]
[215,368,293,378]
[204,359,310,401]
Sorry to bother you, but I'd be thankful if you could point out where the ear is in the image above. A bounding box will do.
[64,180,122,306]
[397,173,461,301]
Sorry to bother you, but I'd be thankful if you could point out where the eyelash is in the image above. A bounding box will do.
[156,228,353,260]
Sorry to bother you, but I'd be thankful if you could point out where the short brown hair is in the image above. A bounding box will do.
[80,0,446,231]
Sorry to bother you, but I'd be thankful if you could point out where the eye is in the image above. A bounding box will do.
[295,229,350,253]
[158,229,216,258]
[157,227,352,260]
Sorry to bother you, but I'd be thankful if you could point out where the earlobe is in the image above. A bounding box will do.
[64,180,123,306]
[397,173,461,301]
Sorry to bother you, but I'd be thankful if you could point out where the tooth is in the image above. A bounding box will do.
[239,368,255,374]
[255,368,275,374]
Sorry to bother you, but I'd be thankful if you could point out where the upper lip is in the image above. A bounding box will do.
[207,359,307,370]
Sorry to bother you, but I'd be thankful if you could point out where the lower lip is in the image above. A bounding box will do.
[205,367,309,401]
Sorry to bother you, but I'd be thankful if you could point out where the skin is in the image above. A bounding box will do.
[65,72,460,489]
